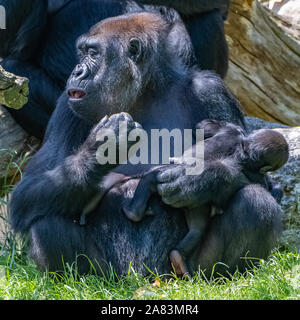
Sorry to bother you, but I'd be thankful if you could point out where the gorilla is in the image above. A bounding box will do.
[0,0,230,139]
[122,120,288,274]
[9,12,283,277]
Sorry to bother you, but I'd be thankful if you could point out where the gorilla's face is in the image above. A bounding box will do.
[67,31,146,124]
[66,12,170,124]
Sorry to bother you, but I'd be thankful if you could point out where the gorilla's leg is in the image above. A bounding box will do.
[190,184,283,276]
[29,215,107,274]
[1,58,61,138]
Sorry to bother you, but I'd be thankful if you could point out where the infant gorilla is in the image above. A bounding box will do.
[122,119,289,274]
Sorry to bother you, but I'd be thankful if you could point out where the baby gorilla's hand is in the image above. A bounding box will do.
[157,163,201,209]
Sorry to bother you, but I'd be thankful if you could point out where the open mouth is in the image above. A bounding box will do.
[68,90,86,99]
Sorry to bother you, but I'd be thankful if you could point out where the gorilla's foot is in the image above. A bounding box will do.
[170,250,189,275]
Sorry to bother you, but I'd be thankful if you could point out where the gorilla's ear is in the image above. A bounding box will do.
[128,38,143,62]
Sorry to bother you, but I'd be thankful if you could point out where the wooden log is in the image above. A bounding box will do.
[0,65,38,182]
[225,0,300,126]
[0,106,40,182]
[0,65,29,110]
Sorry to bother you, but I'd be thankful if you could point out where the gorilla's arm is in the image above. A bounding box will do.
[10,146,99,233]
[156,160,248,209]
[9,91,129,233]
[139,0,230,16]
[1,58,61,137]
[0,0,47,59]
[10,106,100,233]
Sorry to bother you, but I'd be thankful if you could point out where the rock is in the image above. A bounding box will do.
[270,126,300,250]
[245,116,300,250]
[244,116,290,132]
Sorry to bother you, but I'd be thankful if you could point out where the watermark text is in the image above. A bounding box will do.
[95,121,204,176]
[0,5,6,30]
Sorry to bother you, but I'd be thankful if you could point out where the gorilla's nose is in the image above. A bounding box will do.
[72,64,89,80]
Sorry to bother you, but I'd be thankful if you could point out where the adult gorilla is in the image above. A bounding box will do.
[10,12,282,277]
[0,0,229,139]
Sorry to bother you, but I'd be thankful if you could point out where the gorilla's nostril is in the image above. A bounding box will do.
[73,64,89,79]
[73,66,83,76]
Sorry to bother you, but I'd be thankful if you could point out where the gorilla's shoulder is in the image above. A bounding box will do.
[189,69,225,96]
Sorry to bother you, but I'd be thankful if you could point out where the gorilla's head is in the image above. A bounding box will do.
[245,129,289,173]
[67,12,189,123]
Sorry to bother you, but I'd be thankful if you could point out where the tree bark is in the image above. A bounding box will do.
[225,0,300,126]
[0,65,38,182]
[0,106,40,182]
[0,65,29,110]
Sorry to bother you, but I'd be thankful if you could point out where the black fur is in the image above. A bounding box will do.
[139,0,230,17]
[9,13,282,277]
[0,0,229,138]
[122,120,288,273]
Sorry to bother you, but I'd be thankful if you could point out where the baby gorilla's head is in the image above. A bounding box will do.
[245,129,289,173]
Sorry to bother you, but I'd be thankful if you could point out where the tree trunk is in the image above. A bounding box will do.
[0,106,40,184]
[225,0,300,126]
[0,65,38,183]
[0,65,29,110]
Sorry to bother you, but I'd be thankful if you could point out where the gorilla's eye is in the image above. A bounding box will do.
[128,38,142,62]
[88,48,99,58]
[77,51,84,61]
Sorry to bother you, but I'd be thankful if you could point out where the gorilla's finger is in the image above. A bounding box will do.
[162,197,185,208]
[157,167,182,183]
[157,172,171,183]
[161,192,186,207]
[157,182,180,198]
[99,115,109,126]
[111,112,132,122]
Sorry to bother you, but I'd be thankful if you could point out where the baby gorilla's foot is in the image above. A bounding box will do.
[170,250,189,275]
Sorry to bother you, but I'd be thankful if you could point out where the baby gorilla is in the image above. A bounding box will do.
[122,119,289,274]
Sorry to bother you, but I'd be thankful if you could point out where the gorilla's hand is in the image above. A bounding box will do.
[83,112,142,156]
[157,163,201,209]
[123,157,203,222]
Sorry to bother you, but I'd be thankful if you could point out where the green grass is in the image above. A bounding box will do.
[0,250,299,300]
[0,153,299,300]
